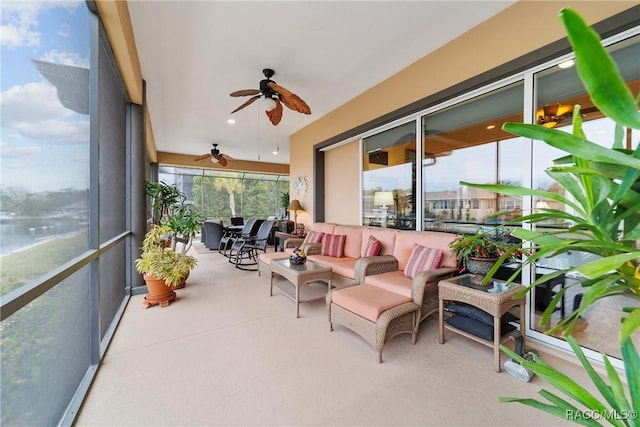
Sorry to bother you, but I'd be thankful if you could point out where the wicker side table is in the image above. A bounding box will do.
[270,258,332,318]
[438,274,526,372]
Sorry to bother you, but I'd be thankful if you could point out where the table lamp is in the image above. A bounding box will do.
[287,199,304,234]
[373,191,394,228]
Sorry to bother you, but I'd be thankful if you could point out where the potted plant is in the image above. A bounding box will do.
[458,8,639,423]
[166,202,205,254]
[448,231,523,275]
[145,181,183,225]
[279,191,290,219]
[135,224,198,307]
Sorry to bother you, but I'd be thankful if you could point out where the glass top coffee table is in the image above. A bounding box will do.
[269,258,333,318]
[438,274,526,372]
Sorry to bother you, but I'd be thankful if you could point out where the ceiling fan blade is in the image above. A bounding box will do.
[230,89,261,97]
[216,154,228,167]
[194,153,211,161]
[230,95,260,114]
[267,82,311,115]
[221,153,235,162]
[265,98,283,125]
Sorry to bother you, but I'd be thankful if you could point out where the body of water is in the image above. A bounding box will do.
[0,217,88,255]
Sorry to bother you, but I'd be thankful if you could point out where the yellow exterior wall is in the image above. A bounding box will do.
[290,1,636,227]
[324,140,361,225]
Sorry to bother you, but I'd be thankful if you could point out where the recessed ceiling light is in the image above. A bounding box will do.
[558,59,574,69]
[486,125,496,130]
[227,118,236,125]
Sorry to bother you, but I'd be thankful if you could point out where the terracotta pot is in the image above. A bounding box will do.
[142,274,177,308]
[466,257,499,275]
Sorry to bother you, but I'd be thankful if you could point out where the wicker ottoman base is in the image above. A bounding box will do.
[328,295,419,363]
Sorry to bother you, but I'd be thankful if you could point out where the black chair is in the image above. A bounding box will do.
[203,220,225,250]
[220,219,252,256]
[220,219,262,257]
[201,217,221,243]
[230,220,275,270]
[230,217,244,226]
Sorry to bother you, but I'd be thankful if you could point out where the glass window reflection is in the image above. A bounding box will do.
[362,121,416,229]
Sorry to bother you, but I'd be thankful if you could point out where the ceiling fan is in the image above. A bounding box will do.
[230,68,311,126]
[193,144,234,167]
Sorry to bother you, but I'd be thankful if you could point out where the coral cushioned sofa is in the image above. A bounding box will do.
[304,224,399,287]
[258,223,399,287]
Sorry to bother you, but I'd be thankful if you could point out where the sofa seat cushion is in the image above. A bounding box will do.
[307,255,357,280]
[364,270,412,298]
[331,284,411,322]
[259,251,290,265]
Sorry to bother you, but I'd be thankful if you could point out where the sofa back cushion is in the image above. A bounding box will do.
[334,225,362,258]
[393,230,457,271]
[310,222,336,235]
[403,244,443,278]
[361,227,397,256]
[321,233,346,257]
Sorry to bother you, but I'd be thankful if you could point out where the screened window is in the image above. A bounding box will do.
[159,167,289,222]
[0,2,91,297]
[1,3,94,424]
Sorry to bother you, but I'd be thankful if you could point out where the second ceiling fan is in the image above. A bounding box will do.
[230,68,311,126]
[193,144,234,167]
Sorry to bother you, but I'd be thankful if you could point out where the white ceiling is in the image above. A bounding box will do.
[127,1,515,166]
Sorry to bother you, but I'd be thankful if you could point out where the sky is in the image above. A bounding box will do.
[1,0,90,193]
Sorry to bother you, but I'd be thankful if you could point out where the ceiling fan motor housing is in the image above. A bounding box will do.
[262,68,275,78]
[259,79,276,97]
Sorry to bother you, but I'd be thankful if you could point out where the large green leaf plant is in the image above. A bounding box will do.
[459,7,640,425]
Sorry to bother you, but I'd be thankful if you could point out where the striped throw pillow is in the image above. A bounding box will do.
[303,230,324,244]
[321,234,346,257]
[363,236,381,257]
[403,244,443,278]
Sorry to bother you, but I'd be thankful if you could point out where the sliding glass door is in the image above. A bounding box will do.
[362,121,416,229]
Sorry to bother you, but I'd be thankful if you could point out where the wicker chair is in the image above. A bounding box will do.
[203,220,225,250]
